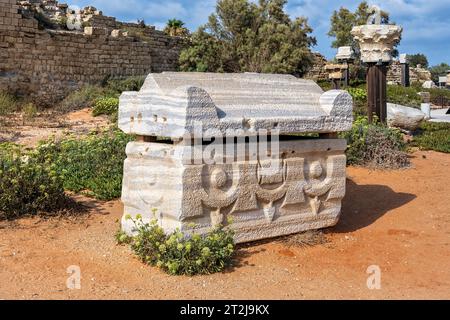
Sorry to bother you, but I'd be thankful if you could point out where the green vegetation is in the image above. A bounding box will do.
[22,102,38,121]
[58,76,145,113]
[387,85,422,108]
[92,97,119,117]
[119,214,235,276]
[179,0,316,75]
[412,122,450,153]
[164,19,189,37]
[0,128,134,219]
[105,76,146,94]
[347,87,367,116]
[342,116,410,169]
[38,129,134,201]
[328,2,397,58]
[429,63,450,83]
[407,53,429,68]
[58,85,107,112]
[0,92,19,116]
[0,144,68,220]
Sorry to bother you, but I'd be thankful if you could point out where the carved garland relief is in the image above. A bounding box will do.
[182,155,346,226]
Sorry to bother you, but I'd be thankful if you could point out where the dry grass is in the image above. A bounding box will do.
[281,230,330,248]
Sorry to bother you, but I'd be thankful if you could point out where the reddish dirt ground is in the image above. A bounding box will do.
[0,150,449,300]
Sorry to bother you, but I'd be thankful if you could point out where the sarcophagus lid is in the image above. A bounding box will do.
[118,72,353,139]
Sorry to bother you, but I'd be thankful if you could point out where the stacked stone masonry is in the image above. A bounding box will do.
[387,61,432,85]
[304,53,432,85]
[0,0,184,105]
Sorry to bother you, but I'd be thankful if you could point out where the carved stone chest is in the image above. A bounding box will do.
[118,72,353,243]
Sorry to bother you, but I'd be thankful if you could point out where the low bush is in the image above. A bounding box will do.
[106,76,146,93]
[58,77,145,113]
[0,92,18,116]
[387,85,422,108]
[120,214,235,276]
[92,97,119,117]
[58,85,107,112]
[316,80,333,92]
[412,122,450,153]
[37,129,134,200]
[0,143,68,220]
[22,102,38,121]
[347,87,367,116]
[342,116,410,169]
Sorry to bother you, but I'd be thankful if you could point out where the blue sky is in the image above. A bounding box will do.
[70,0,449,66]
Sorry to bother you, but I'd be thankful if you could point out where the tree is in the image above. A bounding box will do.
[137,19,146,28]
[164,19,190,37]
[328,1,399,57]
[429,63,450,83]
[407,53,429,68]
[179,0,316,76]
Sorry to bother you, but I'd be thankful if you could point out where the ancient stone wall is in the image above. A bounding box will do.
[387,60,432,85]
[0,0,184,105]
[304,53,432,86]
[303,52,329,81]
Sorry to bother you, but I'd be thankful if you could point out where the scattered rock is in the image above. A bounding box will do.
[387,103,426,130]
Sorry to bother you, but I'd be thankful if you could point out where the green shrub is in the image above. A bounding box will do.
[347,87,367,116]
[387,85,422,108]
[37,129,134,200]
[92,97,119,117]
[341,116,410,169]
[0,92,18,116]
[122,214,235,276]
[424,88,450,105]
[106,76,146,94]
[412,122,450,153]
[0,143,68,220]
[58,85,106,112]
[317,80,333,91]
[22,102,38,121]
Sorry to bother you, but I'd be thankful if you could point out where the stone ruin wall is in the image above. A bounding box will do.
[304,52,432,85]
[0,0,185,105]
[303,52,329,81]
[387,60,432,85]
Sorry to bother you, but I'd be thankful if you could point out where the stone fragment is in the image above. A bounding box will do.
[336,46,355,62]
[351,24,402,63]
[387,103,426,130]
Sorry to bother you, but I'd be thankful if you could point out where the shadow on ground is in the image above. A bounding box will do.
[332,179,416,233]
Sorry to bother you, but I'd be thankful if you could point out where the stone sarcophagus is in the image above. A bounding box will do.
[118,72,353,243]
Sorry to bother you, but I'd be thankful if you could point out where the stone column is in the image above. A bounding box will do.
[352,22,402,123]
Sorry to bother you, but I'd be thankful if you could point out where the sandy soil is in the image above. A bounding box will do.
[0,108,109,147]
[0,150,449,300]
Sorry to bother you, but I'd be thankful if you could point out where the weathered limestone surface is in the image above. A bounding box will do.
[387,103,426,130]
[118,72,354,138]
[119,73,353,243]
[336,46,354,62]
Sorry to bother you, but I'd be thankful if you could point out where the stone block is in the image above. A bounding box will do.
[118,72,353,139]
[119,73,353,243]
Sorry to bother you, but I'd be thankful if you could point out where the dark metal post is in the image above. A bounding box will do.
[401,63,410,87]
[343,64,350,88]
[332,79,340,90]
